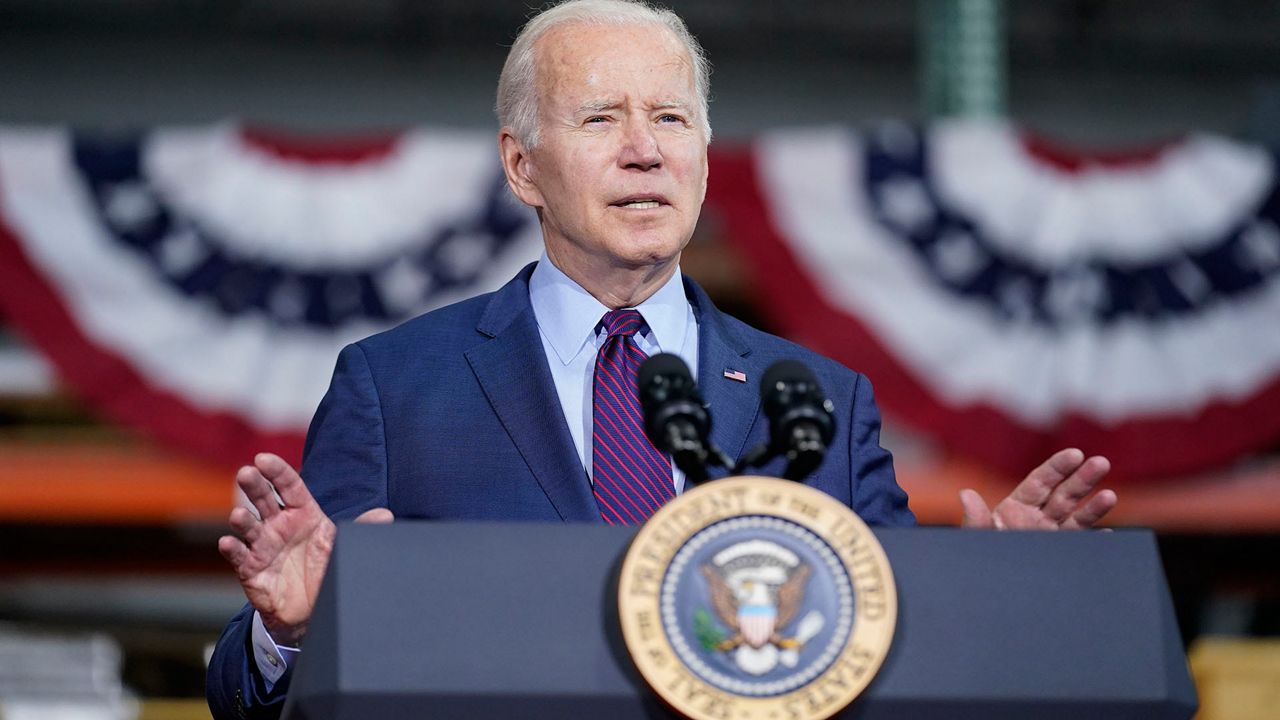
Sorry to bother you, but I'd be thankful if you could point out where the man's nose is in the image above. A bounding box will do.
[619,119,662,170]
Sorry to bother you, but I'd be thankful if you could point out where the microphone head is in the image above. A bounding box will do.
[637,353,709,453]
[760,359,835,447]
[638,353,700,416]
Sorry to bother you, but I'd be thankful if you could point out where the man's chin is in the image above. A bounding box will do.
[611,244,684,272]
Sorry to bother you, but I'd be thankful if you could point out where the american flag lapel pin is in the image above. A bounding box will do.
[723,368,747,383]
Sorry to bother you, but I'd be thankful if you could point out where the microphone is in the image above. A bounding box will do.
[638,353,727,485]
[758,360,836,481]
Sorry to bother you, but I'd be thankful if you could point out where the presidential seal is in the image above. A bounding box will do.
[617,477,896,720]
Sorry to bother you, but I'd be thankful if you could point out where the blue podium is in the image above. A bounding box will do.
[282,523,1196,719]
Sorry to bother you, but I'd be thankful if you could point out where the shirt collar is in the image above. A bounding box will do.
[529,251,690,366]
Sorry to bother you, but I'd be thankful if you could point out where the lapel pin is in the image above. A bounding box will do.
[723,368,747,383]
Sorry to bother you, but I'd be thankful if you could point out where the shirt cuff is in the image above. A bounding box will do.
[251,610,300,690]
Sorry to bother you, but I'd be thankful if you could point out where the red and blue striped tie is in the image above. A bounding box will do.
[592,309,674,525]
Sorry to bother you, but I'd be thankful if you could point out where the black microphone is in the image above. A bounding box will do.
[759,360,836,481]
[638,353,720,485]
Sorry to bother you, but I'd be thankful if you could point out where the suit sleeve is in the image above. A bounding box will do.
[206,603,289,720]
[299,342,390,520]
[848,372,916,527]
[206,343,390,719]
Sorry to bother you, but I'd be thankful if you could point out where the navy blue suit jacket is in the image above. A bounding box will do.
[206,263,914,719]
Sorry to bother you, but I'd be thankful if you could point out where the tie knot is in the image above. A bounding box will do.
[601,309,646,339]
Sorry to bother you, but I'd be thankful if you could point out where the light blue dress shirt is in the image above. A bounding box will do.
[528,252,700,493]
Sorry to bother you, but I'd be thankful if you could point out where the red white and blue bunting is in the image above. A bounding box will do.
[710,122,1280,480]
[1,122,1278,479]
[0,125,543,465]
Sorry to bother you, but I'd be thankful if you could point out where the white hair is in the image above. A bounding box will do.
[495,0,713,147]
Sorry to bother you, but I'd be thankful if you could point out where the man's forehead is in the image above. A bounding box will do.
[534,22,695,95]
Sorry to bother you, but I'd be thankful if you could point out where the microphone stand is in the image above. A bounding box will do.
[667,423,734,486]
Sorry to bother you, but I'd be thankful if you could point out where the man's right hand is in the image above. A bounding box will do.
[218,453,392,647]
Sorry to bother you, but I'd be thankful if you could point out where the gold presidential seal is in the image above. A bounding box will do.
[617,476,896,720]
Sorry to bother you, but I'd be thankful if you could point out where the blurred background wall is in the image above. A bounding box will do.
[2,0,1280,141]
[1,1,1278,718]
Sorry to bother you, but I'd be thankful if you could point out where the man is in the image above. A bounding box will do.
[207,1,1117,717]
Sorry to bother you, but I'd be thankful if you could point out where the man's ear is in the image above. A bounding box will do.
[498,129,544,209]
[699,148,709,204]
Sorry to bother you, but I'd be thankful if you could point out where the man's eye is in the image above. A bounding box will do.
[658,114,684,123]
[585,116,610,124]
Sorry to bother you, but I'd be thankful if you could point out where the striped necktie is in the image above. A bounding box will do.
[591,309,675,525]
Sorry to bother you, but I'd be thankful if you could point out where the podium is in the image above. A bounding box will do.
[282,523,1196,719]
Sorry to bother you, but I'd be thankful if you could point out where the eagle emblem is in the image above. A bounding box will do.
[620,478,897,717]
[696,539,825,675]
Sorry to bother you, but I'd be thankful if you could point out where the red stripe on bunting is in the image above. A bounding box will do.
[239,125,402,165]
[706,144,1280,482]
[0,195,305,470]
[1018,131,1181,174]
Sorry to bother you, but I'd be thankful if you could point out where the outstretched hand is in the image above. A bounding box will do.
[959,448,1116,530]
[218,453,392,646]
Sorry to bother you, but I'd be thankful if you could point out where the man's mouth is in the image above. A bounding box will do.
[611,195,669,210]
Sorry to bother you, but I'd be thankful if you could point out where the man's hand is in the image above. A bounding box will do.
[217,453,392,646]
[959,448,1116,530]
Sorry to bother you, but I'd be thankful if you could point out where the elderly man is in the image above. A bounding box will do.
[207,1,1116,717]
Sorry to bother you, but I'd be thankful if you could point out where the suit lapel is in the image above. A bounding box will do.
[685,277,762,479]
[465,266,601,522]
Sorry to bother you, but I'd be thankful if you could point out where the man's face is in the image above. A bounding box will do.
[506,22,708,279]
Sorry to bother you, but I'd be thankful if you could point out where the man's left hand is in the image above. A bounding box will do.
[960,448,1117,530]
